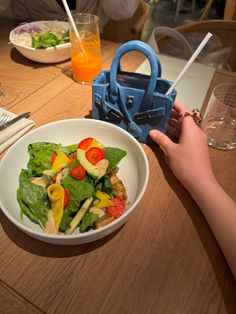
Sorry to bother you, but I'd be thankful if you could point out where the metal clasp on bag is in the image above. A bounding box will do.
[134,107,165,120]
[94,92,123,122]
[107,108,123,121]
[126,95,135,107]
[135,112,150,120]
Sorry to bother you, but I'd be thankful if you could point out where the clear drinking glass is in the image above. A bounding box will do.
[69,13,102,84]
[201,83,236,150]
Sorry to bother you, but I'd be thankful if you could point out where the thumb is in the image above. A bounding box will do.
[149,130,173,155]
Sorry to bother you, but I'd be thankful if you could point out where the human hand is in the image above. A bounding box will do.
[149,102,215,189]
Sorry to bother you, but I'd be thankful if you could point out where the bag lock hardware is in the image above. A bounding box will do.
[134,107,165,120]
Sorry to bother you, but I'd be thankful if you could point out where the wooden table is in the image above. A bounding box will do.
[1,19,236,314]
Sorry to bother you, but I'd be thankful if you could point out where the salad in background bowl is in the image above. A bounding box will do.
[9,21,71,63]
[0,119,149,245]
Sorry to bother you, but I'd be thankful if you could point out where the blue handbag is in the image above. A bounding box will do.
[92,40,177,144]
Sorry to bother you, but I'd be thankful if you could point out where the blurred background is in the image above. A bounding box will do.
[141,0,227,40]
[102,0,236,72]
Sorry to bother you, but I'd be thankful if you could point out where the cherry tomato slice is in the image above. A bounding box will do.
[85,147,105,165]
[70,165,86,180]
[78,137,93,150]
[63,189,70,208]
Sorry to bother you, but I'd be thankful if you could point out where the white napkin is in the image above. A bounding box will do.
[0,108,35,154]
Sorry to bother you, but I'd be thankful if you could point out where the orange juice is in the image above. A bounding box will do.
[69,13,102,84]
[71,50,102,83]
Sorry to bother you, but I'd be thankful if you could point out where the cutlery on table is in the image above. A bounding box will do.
[0,112,31,131]
[0,112,12,126]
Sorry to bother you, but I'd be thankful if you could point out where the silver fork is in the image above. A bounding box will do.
[0,112,12,126]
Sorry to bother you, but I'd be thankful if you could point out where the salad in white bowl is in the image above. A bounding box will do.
[0,119,149,245]
[17,137,128,235]
[9,21,70,63]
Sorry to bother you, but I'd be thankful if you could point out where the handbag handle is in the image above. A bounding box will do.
[109,40,161,107]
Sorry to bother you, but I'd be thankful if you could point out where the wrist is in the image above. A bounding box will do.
[181,169,218,196]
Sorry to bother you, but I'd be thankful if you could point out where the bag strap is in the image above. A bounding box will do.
[109,40,161,109]
[147,26,193,58]
[94,88,124,121]
[117,85,142,137]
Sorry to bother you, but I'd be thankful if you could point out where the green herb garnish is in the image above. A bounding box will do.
[31,31,69,49]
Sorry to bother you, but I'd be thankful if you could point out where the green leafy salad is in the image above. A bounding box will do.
[17,138,128,235]
[13,22,69,49]
[31,30,69,48]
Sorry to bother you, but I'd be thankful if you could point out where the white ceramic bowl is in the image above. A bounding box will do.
[0,119,149,245]
[9,21,71,63]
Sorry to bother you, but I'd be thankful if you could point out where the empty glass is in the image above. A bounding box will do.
[201,83,236,150]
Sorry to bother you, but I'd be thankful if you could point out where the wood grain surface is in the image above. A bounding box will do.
[1,18,236,314]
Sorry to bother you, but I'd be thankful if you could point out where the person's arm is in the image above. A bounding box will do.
[149,102,236,280]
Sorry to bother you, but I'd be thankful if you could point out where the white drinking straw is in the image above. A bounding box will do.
[61,0,87,55]
[61,0,80,38]
[165,32,213,96]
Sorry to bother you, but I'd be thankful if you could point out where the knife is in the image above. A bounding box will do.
[0,112,31,131]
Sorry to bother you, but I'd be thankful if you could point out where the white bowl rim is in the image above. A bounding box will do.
[0,118,149,241]
[9,20,70,51]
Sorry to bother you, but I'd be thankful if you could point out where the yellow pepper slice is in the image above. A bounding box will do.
[47,184,65,231]
[52,149,70,172]
[78,138,105,151]
[94,190,113,208]
[89,138,105,150]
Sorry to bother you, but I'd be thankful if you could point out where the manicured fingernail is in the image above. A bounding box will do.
[149,130,157,137]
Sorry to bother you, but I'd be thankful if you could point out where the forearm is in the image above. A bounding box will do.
[185,176,236,280]
[149,103,236,279]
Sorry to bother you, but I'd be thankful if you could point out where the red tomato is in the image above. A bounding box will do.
[105,198,125,219]
[70,165,86,180]
[78,137,93,150]
[85,147,105,165]
[50,153,57,166]
[63,189,69,208]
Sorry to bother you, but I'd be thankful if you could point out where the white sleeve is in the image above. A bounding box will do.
[100,0,139,21]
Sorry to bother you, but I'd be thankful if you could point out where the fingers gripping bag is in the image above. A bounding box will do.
[92,40,177,144]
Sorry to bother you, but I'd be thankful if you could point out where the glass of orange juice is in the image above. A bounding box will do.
[69,13,102,84]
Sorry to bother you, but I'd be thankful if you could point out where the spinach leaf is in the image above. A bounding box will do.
[60,174,94,232]
[64,144,78,155]
[61,175,94,203]
[17,169,49,228]
[60,207,74,231]
[95,175,113,195]
[27,142,77,177]
[80,212,99,233]
[27,142,62,176]
[104,147,127,173]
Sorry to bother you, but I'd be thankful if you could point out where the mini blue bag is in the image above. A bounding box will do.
[92,40,177,143]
